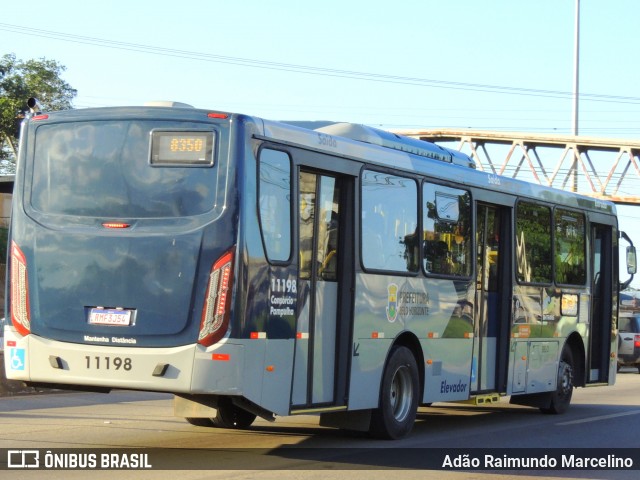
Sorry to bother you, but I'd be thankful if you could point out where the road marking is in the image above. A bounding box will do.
[557,410,640,426]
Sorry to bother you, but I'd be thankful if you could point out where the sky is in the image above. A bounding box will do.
[2,0,640,285]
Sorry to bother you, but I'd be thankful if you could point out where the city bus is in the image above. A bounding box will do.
[3,101,636,439]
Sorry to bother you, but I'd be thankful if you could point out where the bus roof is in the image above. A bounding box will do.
[24,105,616,216]
[259,117,616,216]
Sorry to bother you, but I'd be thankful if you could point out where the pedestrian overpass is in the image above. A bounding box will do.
[394,129,640,205]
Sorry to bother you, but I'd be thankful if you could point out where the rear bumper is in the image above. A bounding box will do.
[617,353,640,366]
[2,326,244,395]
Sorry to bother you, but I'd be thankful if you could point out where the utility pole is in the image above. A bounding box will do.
[570,0,580,192]
[572,0,580,136]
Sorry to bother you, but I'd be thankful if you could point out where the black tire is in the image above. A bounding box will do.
[369,346,419,439]
[637,365,640,374]
[211,397,257,429]
[541,346,574,414]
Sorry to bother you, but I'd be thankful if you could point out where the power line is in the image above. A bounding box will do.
[3,22,640,105]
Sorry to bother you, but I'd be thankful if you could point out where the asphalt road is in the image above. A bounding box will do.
[1,369,640,480]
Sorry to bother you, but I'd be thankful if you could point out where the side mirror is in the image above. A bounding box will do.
[627,246,637,275]
[621,231,636,290]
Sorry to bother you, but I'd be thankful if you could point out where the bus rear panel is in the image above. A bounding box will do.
[5,106,242,394]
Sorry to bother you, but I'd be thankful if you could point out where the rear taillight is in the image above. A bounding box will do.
[102,222,131,229]
[10,242,31,336]
[198,249,234,347]
[634,335,640,349]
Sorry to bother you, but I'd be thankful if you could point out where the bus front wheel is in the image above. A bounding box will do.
[369,346,419,439]
[540,347,574,414]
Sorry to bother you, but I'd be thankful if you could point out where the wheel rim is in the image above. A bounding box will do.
[558,361,573,397]
[389,364,413,422]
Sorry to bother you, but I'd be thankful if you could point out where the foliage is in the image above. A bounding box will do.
[0,53,77,171]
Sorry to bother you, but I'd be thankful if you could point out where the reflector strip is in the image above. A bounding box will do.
[250,332,267,339]
[207,113,228,119]
[428,332,439,339]
[372,332,385,339]
[32,114,49,121]
[296,332,309,339]
[212,353,230,361]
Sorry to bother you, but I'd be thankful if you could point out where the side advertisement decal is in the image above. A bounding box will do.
[355,273,471,340]
[385,281,433,327]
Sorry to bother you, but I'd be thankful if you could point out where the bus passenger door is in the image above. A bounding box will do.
[589,224,614,383]
[292,170,353,409]
[473,204,511,393]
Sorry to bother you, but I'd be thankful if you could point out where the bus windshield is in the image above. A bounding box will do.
[30,120,217,218]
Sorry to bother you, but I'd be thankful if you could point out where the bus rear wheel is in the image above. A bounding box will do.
[369,346,419,439]
[211,397,257,429]
[541,347,574,414]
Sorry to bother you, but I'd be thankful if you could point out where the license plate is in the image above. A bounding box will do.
[88,308,132,326]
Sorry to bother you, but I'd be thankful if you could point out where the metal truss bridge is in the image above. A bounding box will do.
[394,129,640,205]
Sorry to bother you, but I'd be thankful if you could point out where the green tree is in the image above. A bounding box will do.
[0,53,77,171]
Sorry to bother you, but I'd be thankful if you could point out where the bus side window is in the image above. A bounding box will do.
[423,183,472,277]
[361,206,386,268]
[516,202,552,284]
[554,209,586,286]
[361,170,418,273]
[259,149,292,262]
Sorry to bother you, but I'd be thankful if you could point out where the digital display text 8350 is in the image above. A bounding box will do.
[150,131,214,166]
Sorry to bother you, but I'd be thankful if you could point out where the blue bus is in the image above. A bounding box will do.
[3,101,636,439]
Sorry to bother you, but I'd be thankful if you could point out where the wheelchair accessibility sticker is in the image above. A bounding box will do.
[9,348,26,371]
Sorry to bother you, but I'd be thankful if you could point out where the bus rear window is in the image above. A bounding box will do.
[30,120,218,218]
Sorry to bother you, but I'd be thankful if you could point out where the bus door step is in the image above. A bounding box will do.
[454,393,501,406]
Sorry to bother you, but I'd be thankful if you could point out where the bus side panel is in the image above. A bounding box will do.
[260,339,295,415]
[189,339,294,416]
[422,339,474,403]
[509,283,588,395]
[191,343,245,395]
[349,273,474,409]
[525,341,559,393]
[235,340,265,404]
[348,338,392,410]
